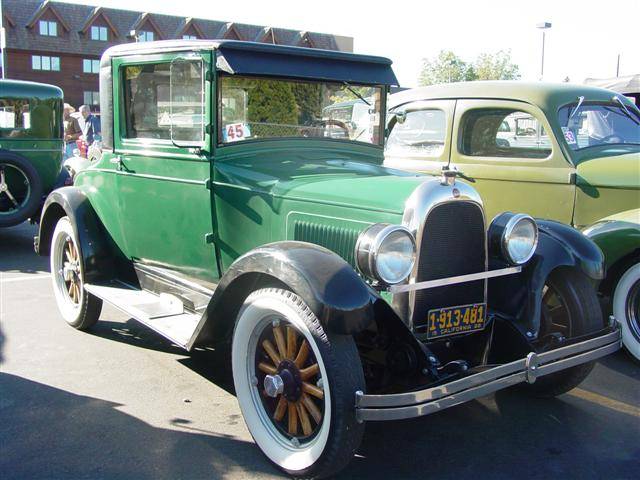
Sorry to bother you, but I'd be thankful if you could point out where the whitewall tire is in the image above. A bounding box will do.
[613,263,640,361]
[50,216,102,330]
[231,288,364,479]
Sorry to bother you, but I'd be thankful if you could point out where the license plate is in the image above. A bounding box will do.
[426,303,487,339]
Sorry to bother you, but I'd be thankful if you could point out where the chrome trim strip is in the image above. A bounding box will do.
[389,266,521,294]
[355,329,621,421]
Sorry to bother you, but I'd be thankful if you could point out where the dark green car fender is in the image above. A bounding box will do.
[582,212,640,297]
[36,187,121,283]
[489,219,605,340]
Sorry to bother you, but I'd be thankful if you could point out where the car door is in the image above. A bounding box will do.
[450,99,575,223]
[385,100,455,177]
[112,51,219,284]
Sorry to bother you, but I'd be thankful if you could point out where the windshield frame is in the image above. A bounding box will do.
[215,73,387,148]
[557,99,640,154]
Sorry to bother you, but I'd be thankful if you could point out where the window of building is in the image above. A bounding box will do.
[386,108,447,157]
[460,108,551,159]
[183,34,197,40]
[83,91,100,106]
[90,25,108,41]
[83,59,100,74]
[32,55,60,71]
[137,31,154,42]
[38,20,58,36]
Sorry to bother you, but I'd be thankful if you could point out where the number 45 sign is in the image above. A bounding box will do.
[223,122,251,142]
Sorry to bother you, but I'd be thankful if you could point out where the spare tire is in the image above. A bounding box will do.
[0,151,43,228]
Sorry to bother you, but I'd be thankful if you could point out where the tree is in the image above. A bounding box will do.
[418,50,477,86]
[474,50,521,81]
[418,50,522,85]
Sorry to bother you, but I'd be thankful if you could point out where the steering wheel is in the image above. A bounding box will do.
[598,134,623,144]
[302,119,350,138]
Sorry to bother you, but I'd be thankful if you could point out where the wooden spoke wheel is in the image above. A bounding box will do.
[50,216,102,330]
[256,320,325,441]
[540,282,573,339]
[232,288,365,478]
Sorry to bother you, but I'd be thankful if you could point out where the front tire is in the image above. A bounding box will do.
[231,288,364,479]
[613,263,640,361]
[524,268,604,397]
[50,216,102,330]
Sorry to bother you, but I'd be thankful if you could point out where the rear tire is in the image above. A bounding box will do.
[0,152,43,227]
[50,216,102,330]
[231,288,364,479]
[613,263,640,361]
[523,268,604,398]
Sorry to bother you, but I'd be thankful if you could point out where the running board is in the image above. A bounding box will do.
[85,283,202,350]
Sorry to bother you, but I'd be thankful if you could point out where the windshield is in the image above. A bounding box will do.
[558,101,640,150]
[219,75,383,145]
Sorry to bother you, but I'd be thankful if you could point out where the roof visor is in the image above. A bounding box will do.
[216,41,399,86]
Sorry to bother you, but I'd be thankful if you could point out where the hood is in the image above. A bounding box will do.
[576,152,640,189]
[216,153,430,215]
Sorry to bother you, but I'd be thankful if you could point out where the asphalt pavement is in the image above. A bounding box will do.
[1,222,639,480]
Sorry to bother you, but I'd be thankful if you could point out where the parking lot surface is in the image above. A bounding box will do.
[1,222,639,480]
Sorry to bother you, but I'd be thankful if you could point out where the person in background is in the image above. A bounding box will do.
[79,105,101,145]
[63,104,82,159]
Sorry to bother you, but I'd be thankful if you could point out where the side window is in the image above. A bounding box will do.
[386,109,447,157]
[0,99,31,138]
[122,63,171,140]
[460,108,551,159]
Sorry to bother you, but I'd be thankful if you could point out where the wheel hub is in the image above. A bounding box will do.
[277,359,303,401]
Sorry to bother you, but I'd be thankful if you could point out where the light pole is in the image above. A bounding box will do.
[0,0,6,79]
[536,21,552,80]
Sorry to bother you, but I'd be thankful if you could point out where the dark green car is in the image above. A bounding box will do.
[0,79,64,227]
[36,41,620,478]
[386,82,640,360]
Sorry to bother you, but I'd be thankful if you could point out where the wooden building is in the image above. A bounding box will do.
[1,0,353,109]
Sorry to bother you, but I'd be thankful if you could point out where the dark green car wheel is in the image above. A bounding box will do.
[0,152,43,228]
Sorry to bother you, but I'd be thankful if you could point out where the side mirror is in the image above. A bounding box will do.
[395,110,407,124]
[170,56,206,148]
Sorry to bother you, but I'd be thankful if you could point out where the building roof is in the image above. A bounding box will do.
[2,0,349,57]
[388,81,633,111]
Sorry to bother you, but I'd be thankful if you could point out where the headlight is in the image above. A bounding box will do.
[355,224,416,285]
[498,213,538,264]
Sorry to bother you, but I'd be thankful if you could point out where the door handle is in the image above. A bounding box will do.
[110,155,122,170]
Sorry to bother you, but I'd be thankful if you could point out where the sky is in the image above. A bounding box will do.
[62,0,640,87]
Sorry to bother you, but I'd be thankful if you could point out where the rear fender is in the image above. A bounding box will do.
[37,187,120,283]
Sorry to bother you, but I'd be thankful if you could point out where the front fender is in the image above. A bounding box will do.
[194,241,377,346]
[36,187,116,283]
[489,219,605,339]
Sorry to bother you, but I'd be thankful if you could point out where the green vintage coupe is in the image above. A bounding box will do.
[36,42,620,478]
[0,79,64,227]
[386,82,640,360]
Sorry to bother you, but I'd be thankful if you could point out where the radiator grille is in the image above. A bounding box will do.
[293,221,360,266]
[412,201,486,331]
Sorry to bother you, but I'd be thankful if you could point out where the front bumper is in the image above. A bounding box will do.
[355,328,621,422]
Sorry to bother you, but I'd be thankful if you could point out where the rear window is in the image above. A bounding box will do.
[460,108,551,159]
[0,97,60,139]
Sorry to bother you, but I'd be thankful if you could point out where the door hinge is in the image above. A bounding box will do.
[206,124,214,135]
[205,233,215,244]
[206,70,214,82]
[205,178,212,190]
[569,172,577,185]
